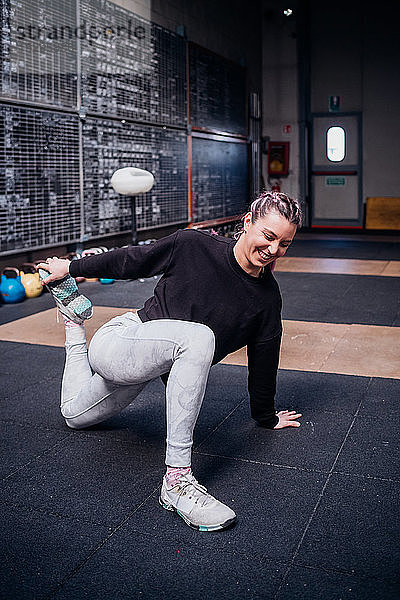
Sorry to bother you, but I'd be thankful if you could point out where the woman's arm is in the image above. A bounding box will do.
[247,334,302,430]
[37,231,179,284]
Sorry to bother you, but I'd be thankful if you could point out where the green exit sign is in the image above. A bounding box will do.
[326,176,346,186]
[329,96,340,112]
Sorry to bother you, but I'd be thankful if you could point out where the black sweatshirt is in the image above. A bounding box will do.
[69,229,281,428]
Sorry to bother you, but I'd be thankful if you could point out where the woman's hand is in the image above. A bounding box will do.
[273,410,302,429]
[36,257,71,284]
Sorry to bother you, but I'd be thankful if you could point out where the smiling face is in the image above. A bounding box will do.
[234,210,297,276]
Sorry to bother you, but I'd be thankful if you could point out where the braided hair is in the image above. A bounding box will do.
[234,191,303,239]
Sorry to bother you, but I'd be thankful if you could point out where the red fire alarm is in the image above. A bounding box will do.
[283,124,292,134]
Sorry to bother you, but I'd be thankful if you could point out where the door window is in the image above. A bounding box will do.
[327,126,345,162]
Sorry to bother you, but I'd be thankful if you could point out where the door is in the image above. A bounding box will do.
[311,113,362,227]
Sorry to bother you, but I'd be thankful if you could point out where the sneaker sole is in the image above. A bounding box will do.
[49,293,86,324]
[159,496,236,532]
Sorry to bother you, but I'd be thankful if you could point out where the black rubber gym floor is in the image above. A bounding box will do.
[1,235,399,599]
[286,236,400,260]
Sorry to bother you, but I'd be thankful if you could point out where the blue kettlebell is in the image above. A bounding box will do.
[0,267,26,303]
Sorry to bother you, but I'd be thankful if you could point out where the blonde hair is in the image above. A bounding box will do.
[235,191,303,238]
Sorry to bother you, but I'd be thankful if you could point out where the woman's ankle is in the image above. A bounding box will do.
[164,465,192,489]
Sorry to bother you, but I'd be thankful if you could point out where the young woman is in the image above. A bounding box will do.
[37,191,302,532]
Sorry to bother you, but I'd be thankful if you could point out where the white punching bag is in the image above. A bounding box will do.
[111,167,154,195]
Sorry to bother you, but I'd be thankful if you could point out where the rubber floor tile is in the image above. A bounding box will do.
[333,414,400,480]
[0,504,110,600]
[276,564,400,600]
[53,535,286,600]
[0,370,62,408]
[1,434,164,528]
[0,376,71,429]
[276,272,400,327]
[276,272,349,323]
[275,370,370,414]
[295,473,400,581]
[317,275,400,327]
[126,456,327,563]
[0,340,64,382]
[359,377,400,416]
[195,401,353,472]
[1,422,68,479]
[285,239,400,260]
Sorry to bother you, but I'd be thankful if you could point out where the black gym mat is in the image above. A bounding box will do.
[286,238,400,260]
[1,342,399,599]
[276,272,400,326]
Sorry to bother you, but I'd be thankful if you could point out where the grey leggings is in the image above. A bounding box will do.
[60,312,215,467]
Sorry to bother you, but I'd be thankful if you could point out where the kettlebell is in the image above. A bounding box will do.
[0,267,26,303]
[20,263,43,298]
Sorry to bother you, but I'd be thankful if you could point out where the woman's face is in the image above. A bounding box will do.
[238,210,297,275]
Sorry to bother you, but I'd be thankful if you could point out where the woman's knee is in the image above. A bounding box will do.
[63,416,86,430]
[61,404,93,429]
[61,404,105,430]
[186,322,215,361]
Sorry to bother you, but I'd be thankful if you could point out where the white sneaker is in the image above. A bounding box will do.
[159,472,236,532]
